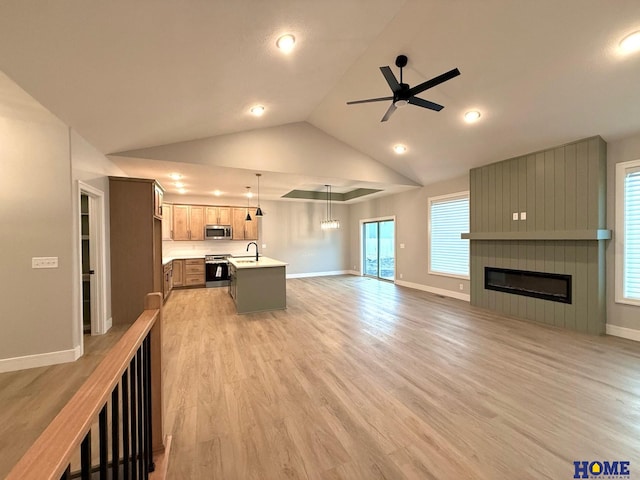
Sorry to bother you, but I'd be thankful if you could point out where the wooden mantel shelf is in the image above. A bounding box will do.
[461,229,612,241]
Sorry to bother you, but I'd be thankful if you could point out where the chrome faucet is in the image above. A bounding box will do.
[246,242,259,261]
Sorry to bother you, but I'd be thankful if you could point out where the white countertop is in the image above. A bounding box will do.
[162,255,204,265]
[228,256,287,269]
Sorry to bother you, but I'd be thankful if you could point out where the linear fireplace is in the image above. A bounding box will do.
[484,267,572,304]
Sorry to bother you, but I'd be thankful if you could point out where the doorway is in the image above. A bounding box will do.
[78,181,109,338]
[362,218,395,281]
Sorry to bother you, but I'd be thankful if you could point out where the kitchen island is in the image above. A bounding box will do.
[228,256,287,314]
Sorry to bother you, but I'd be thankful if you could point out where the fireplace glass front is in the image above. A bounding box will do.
[484,267,572,304]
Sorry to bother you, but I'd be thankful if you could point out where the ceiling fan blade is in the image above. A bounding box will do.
[346,96,393,105]
[381,103,397,122]
[407,68,461,97]
[408,96,444,111]
[380,66,401,93]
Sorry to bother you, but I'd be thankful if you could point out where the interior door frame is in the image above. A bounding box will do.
[77,181,109,338]
[359,215,396,281]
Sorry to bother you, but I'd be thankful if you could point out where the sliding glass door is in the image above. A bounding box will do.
[363,219,395,281]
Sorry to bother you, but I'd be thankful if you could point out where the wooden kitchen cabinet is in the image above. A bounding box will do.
[205,206,231,225]
[232,207,258,240]
[185,258,205,286]
[154,185,164,219]
[172,259,184,287]
[163,261,173,301]
[109,176,163,325]
[173,205,205,241]
[162,203,173,240]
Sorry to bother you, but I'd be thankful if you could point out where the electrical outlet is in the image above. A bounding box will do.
[262,244,267,249]
[353,265,357,270]
[400,273,403,279]
[520,212,527,220]
[459,283,464,290]
[512,212,518,221]
[32,257,58,269]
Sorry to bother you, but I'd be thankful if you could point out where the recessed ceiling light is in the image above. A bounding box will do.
[276,34,296,53]
[393,144,407,154]
[464,110,481,123]
[213,190,222,196]
[169,173,182,180]
[620,31,640,54]
[178,188,187,194]
[174,182,185,188]
[246,191,254,199]
[250,105,265,116]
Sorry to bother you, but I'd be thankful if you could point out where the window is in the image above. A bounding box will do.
[616,159,640,305]
[429,192,469,278]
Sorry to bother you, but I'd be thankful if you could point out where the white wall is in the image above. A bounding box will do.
[163,195,350,275]
[349,176,470,299]
[606,132,640,331]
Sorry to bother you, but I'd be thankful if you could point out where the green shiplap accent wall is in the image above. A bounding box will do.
[469,136,607,335]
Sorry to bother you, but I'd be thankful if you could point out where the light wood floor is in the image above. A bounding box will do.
[0,326,128,478]
[162,276,640,479]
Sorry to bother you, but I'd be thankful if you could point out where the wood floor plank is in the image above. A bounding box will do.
[159,276,640,479]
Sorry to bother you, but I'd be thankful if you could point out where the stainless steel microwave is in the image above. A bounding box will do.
[205,225,232,239]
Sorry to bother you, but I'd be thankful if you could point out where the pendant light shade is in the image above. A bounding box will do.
[321,184,340,230]
[255,173,263,216]
[245,186,252,221]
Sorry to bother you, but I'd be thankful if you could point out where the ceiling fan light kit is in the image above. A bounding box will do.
[346,54,460,122]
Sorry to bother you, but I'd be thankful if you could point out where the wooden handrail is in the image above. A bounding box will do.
[7,292,164,480]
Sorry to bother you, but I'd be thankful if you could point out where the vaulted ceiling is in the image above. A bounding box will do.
[1,0,639,200]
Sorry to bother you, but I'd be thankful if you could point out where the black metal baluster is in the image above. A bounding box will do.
[144,335,155,472]
[99,404,108,479]
[136,348,145,479]
[130,356,138,480]
[60,464,71,480]
[112,384,120,480]
[122,370,130,480]
[81,431,91,480]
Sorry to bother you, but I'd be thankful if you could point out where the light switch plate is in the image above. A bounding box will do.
[32,257,58,269]
[512,212,518,221]
[520,212,527,220]
[400,243,405,249]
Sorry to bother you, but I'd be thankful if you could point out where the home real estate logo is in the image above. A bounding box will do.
[573,460,630,479]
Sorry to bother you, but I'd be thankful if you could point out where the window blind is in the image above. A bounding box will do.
[430,195,469,277]
[624,168,640,300]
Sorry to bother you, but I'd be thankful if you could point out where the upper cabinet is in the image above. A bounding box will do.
[205,206,231,225]
[173,205,204,241]
[231,207,258,240]
[154,184,164,219]
[162,203,173,240]
[163,203,257,241]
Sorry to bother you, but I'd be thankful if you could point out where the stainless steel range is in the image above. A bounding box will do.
[205,254,231,288]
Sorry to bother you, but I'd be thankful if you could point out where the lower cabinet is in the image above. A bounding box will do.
[163,262,173,301]
[172,260,184,287]
[185,259,205,287]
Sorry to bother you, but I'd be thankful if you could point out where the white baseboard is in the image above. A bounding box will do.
[395,279,471,302]
[0,345,82,373]
[106,316,112,332]
[287,270,352,279]
[606,324,640,342]
[348,270,360,276]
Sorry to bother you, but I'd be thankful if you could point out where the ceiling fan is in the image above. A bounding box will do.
[346,55,460,122]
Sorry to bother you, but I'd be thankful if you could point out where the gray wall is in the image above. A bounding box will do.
[0,72,74,360]
[606,132,640,330]
[348,175,470,297]
[0,71,125,368]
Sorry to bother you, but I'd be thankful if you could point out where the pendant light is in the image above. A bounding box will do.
[255,173,263,216]
[245,186,252,221]
[320,184,340,230]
